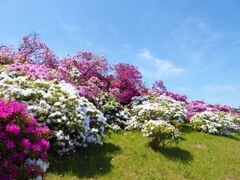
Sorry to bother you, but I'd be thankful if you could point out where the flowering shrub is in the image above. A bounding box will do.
[59,52,109,99]
[151,80,187,103]
[0,46,16,65]
[0,99,50,179]
[130,95,150,106]
[190,111,240,135]
[142,120,179,148]
[128,95,188,130]
[165,92,187,103]
[0,68,106,155]
[8,63,59,80]
[95,93,131,130]
[152,80,167,94]
[186,101,236,121]
[110,63,144,104]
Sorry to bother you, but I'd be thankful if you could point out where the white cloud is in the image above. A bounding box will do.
[137,49,185,79]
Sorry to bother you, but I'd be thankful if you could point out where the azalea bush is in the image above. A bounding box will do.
[0,99,50,179]
[128,95,188,130]
[0,34,145,104]
[95,93,131,130]
[0,68,106,155]
[151,80,187,103]
[142,120,179,148]
[190,111,240,135]
[186,100,235,121]
[109,63,144,104]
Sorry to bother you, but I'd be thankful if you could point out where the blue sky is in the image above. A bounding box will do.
[0,0,240,107]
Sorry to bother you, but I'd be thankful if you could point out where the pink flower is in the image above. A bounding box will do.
[31,144,42,152]
[6,124,20,135]
[41,153,48,160]
[0,98,50,179]
[21,139,31,149]
[5,140,15,149]
[26,165,35,174]
[38,139,50,150]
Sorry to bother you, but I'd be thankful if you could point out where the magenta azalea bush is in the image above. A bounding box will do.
[0,99,50,180]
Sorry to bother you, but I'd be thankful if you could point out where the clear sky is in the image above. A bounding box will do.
[0,0,240,107]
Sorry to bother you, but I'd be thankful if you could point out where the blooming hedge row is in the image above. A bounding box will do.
[0,99,50,179]
[0,68,106,155]
[190,111,240,135]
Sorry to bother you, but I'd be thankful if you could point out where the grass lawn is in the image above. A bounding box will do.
[46,127,240,180]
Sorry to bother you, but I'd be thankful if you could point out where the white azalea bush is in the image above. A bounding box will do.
[142,120,179,148]
[95,93,131,130]
[190,111,240,135]
[127,95,188,129]
[0,68,106,155]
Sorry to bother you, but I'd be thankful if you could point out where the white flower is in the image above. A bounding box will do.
[127,95,188,129]
[190,111,240,135]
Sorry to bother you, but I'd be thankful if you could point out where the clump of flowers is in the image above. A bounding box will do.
[58,51,109,100]
[109,63,144,104]
[0,99,50,179]
[0,68,106,155]
[151,80,187,103]
[8,63,59,80]
[95,93,131,130]
[186,101,236,121]
[128,95,188,130]
[190,111,240,135]
[142,120,179,148]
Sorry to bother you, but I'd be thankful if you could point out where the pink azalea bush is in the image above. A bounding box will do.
[0,34,144,104]
[151,80,187,103]
[109,63,144,104]
[186,101,236,121]
[0,99,50,179]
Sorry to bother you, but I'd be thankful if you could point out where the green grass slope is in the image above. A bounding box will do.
[46,128,240,180]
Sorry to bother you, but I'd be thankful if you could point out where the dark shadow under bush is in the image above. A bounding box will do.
[48,143,121,178]
[154,146,194,164]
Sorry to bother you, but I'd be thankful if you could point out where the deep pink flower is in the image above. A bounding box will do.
[0,98,50,179]
[40,153,48,160]
[21,138,31,149]
[38,139,50,150]
[5,140,15,149]
[31,144,42,152]
[6,124,20,135]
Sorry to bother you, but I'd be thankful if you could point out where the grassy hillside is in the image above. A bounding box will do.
[46,128,240,180]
